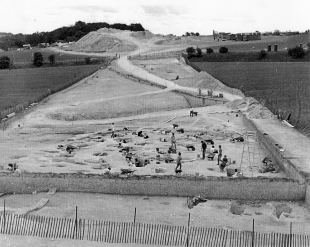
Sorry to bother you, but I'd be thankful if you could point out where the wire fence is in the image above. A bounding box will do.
[263,99,310,137]
[0,213,309,246]
[128,50,184,60]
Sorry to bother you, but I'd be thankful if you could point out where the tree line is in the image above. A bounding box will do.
[0,21,145,50]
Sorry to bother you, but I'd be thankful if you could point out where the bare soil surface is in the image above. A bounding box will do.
[1,192,310,235]
[1,28,310,243]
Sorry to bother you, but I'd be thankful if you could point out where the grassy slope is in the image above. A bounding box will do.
[1,48,95,63]
[0,65,99,111]
[192,62,310,120]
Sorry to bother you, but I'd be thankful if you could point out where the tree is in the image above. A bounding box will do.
[84,56,91,64]
[273,30,280,36]
[196,48,202,57]
[195,32,200,36]
[258,49,267,60]
[48,54,55,64]
[185,32,190,36]
[33,52,44,67]
[206,48,214,54]
[288,46,306,59]
[219,47,228,54]
[186,47,195,58]
[0,55,10,69]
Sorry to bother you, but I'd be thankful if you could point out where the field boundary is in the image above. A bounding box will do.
[108,66,228,105]
[128,50,184,60]
[0,213,309,246]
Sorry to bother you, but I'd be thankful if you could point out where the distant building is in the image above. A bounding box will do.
[23,44,31,49]
[218,32,261,41]
[218,32,230,40]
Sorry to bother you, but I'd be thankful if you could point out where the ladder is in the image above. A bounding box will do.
[239,131,262,177]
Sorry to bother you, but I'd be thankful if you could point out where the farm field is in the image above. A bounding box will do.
[0,47,101,64]
[206,33,310,52]
[191,62,310,121]
[0,65,100,111]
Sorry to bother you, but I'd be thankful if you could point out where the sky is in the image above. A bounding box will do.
[2,0,309,36]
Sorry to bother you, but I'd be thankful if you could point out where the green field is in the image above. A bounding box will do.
[0,48,100,64]
[207,34,309,52]
[191,62,310,121]
[0,65,99,112]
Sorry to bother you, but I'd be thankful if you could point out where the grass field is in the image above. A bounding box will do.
[191,62,310,121]
[190,50,310,62]
[0,48,98,64]
[206,34,309,52]
[0,65,100,111]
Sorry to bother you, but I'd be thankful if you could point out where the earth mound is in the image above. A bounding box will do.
[67,28,137,53]
[227,97,275,119]
[130,30,155,39]
[177,70,244,97]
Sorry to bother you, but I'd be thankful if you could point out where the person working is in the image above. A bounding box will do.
[201,141,207,159]
[111,123,115,138]
[171,133,176,150]
[175,152,182,172]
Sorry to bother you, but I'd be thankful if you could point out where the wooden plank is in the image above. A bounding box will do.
[155,223,161,245]
[106,221,112,243]
[25,215,33,236]
[37,216,45,238]
[29,215,37,237]
[168,225,176,246]
[63,218,70,239]
[199,227,208,247]
[10,214,17,235]
[120,222,126,243]
[81,219,86,241]
[18,216,25,236]
[58,218,66,239]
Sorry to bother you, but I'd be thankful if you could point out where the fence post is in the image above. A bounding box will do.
[3,199,5,233]
[252,219,255,247]
[289,222,292,247]
[186,213,191,247]
[75,206,78,239]
[134,207,136,223]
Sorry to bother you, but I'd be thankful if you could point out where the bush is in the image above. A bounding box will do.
[33,52,44,67]
[48,54,55,64]
[0,55,10,69]
[206,48,214,54]
[258,49,267,60]
[288,46,305,59]
[84,56,91,64]
[219,47,228,54]
[307,42,310,49]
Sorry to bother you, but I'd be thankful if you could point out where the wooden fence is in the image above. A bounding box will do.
[0,213,310,246]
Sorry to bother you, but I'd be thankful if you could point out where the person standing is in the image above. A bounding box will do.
[217,145,222,165]
[190,107,194,117]
[111,123,115,138]
[171,132,176,150]
[175,152,182,171]
[201,141,207,159]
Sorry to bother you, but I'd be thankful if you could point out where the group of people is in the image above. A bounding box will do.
[201,141,229,171]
